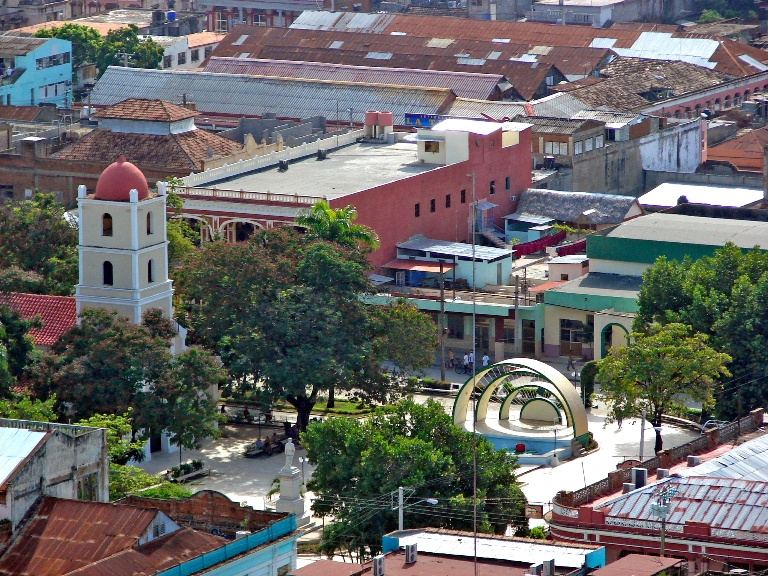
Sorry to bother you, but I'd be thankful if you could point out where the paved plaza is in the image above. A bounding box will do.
[135,356,699,510]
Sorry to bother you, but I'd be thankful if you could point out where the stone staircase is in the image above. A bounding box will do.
[481,230,507,249]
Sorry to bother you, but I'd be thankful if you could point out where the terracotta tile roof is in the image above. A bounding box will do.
[53,128,242,172]
[279,15,768,75]
[63,528,225,576]
[209,25,611,79]
[0,293,76,347]
[553,57,728,112]
[707,126,768,171]
[186,31,226,48]
[92,98,199,122]
[0,498,157,576]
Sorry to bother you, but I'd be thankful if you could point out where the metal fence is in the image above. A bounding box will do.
[565,412,761,508]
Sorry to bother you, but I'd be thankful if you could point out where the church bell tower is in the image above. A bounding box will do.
[75,156,174,326]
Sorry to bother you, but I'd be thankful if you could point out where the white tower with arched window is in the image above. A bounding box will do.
[75,156,174,326]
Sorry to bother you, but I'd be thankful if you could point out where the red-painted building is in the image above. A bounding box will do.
[550,415,768,574]
[175,117,533,271]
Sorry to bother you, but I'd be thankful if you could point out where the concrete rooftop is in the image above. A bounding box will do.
[215,141,439,199]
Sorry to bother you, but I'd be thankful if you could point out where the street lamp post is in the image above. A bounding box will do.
[639,409,646,463]
[298,456,306,486]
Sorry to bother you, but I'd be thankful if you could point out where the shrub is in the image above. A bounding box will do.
[140,483,193,500]
[110,464,162,500]
[529,526,547,539]
[580,361,598,408]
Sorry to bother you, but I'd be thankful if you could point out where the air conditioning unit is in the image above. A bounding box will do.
[373,555,385,576]
[278,159,289,171]
[405,543,418,564]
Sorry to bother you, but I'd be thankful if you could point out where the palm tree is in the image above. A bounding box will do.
[296,201,378,407]
[296,200,379,251]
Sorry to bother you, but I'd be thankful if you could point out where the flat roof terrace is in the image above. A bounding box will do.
[214,141,438,200]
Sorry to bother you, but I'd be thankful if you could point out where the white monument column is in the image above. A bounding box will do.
[275,439,310,527]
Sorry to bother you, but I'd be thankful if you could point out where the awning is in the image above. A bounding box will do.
[476,200,498,211]
[368,273,394,286]
[383,259,457,273]
[528,280,567,293]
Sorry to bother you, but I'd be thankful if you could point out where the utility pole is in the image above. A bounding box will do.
[651,484,677,557]
[639,409,646,463]
[439,259,446,382]
[398,486,404,531]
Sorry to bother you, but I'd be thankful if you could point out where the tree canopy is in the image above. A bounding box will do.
[597,323,730,453]
[303,399,528,560]
[296,200,379,251]
[0,193,78,295]
[77,412,147,464]
[34,23,101,82]
[177,228,436,429]
[32,308,224,448]
[95,25,164,77]
[634,243,768,418]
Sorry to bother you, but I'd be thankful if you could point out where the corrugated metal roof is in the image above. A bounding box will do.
[596,475,768,533]
[397,236,512,260]
[0,35,48,55]
[683,434,768,480]
[396,531,597,568]
[0,428,46,488]
[204,57,506,100]
[90,67,454,125]
[0,498,158,576]
[443,92,591,120]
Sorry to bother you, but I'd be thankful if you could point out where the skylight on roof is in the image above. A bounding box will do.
[231,34,249,46]
[493,38,511,43]
[366,52,392,60]
[487,51,502,60]
[329,40,343,49]
[390,31,406,35]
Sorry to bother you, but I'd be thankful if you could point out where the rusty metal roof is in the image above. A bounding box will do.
[0,498,157,576]
[63,528,225,576]
[205,57,508,100]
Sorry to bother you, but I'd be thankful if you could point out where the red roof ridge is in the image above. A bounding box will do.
[0,292,76,347]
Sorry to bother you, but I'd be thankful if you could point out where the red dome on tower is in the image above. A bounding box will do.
[94,156,149,201]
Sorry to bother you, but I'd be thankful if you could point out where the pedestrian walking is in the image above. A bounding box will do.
[448,349,455,368]
[482,352,490,367]
[566,354,575,372]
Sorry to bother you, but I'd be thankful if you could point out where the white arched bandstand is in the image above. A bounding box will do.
[452,358,590,459]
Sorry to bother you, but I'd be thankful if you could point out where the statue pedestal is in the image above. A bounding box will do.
[275,466,310,527]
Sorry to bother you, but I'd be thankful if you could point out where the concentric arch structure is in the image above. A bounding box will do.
[452,358,590,450]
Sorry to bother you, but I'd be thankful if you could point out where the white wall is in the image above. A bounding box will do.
[588,258,649,276]
[639,119,702,174]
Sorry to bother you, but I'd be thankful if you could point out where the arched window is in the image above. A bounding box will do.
[715,98,721,111]
[685,107,691,118]
[103,261,113,286]
[146,212,154,235]
[734,93,741,106]
[674,110,681,118]
[102,213,113,237]
[147,259,154,283]
[724,96,731,109]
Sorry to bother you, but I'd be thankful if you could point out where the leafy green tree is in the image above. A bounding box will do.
[0,304,40,380]
[96,25,163,77]
[634,244,768,418]
[296,200,379,251]
[0,193,78,295]
[697,8,723,22]
[162,178,199,269]
[34,23,102,83]
[0,340,12,396]
[0,393,57,421]
[579,360,598,408]
[177,228,437,429]
[597,323,730,453]
[77,412,147,464]
[304,399,528,560]
[109,464,161,501]
[32,308,221,447]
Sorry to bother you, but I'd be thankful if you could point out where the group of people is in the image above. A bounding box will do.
[254,433,284,456]
[448,349,491,370]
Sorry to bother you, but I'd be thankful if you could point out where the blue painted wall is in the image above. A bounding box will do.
[0,38,72,107]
